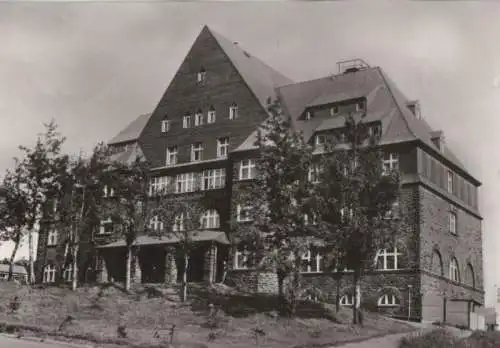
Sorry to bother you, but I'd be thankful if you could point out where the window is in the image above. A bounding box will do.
[103,185,114,198]
[47,229,58,246]
[239,159,256,180]
[63,264,73,282]
[375,248,401,270]
[300,250,323,273]
[330,106,339,116]
[236,204,252,222]
[149,215,164,231]
[200,210,220,229]
[305,111,313,120]
[149,176,171,196]
[229,104,238,120]
[183,115,191,128]
[449,211,457,235]
[340,207,354,222]
[308,164,321,183]
[99,218,113,235]
[195,111,204,126]
[217,137,229,158]
[166,146,178,166]
[191,143,204,162]
[173,213,186,232]
[382,152,399,173]
[201,168,225,190]
[43,265,56,283]
[378,294,399,307]
[449,257,460,282]
[175,173,197,193]
[197,67,206,84]
[304,213,318,226]
[384,200,400,219]
[447,170,454,193]
[206,106,216,123]
[315,135,325,147]
[161,119,170,133]
[369,124,382,138]
[234,248,252,269]
[356,100,365,112]
[340,295,354,306]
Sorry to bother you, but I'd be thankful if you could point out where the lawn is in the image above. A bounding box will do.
[0,282,415,348]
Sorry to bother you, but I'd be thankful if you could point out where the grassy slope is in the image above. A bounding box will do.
[0,282,415,348]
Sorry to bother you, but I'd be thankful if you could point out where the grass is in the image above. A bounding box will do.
[0,281,415,348]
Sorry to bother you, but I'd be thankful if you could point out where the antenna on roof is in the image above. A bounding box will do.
[337,59,370,74]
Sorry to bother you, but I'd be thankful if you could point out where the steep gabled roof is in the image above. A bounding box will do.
[108,113,152,145]
[207,27,294,111]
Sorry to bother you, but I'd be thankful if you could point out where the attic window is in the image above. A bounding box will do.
[305,111,313,120]
[315,135,325,147]
[356,101,365,112]
[208,106,217,123]
[197,67,206,84]
[330,106,339,116]
[229,103,238,120]
[161,118,170,133]
[195,110,204,126]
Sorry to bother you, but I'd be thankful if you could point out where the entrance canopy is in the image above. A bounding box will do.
[97,230,230,249]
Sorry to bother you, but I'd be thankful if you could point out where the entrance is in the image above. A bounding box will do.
[177,245,206,283]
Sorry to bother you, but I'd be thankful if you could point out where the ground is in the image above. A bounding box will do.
[0,282,416,348]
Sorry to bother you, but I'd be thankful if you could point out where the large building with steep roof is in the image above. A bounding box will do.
[36,25,483,326]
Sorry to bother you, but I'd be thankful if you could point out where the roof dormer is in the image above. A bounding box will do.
[431,130,445,152]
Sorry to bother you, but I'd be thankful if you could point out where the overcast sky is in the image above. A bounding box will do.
[1,1,499,304]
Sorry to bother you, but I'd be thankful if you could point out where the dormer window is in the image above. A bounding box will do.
[161,118,170,133]
[305,111,313,120]
[197,67,206,84]
[183,114,191,128]
[208,106,216,123]
[315,135,325,147]
[356,100,365,112]
[195,110,204,126]
[330,106,339,116]
[229,103,238,120]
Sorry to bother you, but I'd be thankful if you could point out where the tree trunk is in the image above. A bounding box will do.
[125,246,132,291]
[181,253,189,302]
[8,234,21,281]
[335,275,341,313]
[352,271,361,325]
[71,244,78,291]
[28,227,34,284]
[277,268,286,314]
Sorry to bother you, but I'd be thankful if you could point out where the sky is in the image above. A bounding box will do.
[1,1,499,304]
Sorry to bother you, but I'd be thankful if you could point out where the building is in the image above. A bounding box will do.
[35,25,483,325]
[0,264,28,284]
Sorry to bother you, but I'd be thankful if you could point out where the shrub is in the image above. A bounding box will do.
[398,329,462,348]
[464,330,500,348]
[9,296,21,314]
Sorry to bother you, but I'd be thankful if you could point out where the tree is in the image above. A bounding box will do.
[150,187,205,302]
[314,112,403,324]
[16,120,67,284]
[51,143,112,290]
[0,164,29,281]
[105,155,151,291]
[234,99,316,316]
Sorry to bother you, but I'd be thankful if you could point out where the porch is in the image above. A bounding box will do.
[95,231,230,285]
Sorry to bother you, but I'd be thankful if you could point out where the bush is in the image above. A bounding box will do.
[398,329,462,348]
[464,330,500,348]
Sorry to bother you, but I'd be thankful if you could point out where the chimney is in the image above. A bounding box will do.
[431,130,445,152]
[406,100,421,119]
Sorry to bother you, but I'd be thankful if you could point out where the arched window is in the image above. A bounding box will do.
[465,263,475,288]
[339,294,354,306]
[377,294,400,307]
[63,264,73,282]
[375,248,401,270]
[449,257,460,282]
[200,209,220,229]
[431,249,444,276]
[43,264,56,283]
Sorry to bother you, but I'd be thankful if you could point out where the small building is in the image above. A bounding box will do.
[0,264,28,284]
